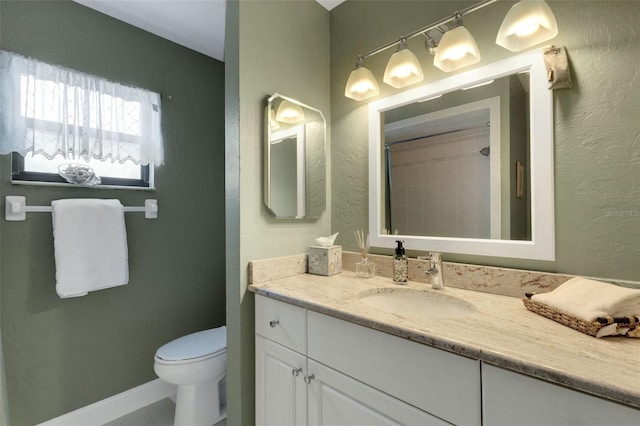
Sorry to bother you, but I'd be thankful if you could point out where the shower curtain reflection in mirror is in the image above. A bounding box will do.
[386,117,494,239]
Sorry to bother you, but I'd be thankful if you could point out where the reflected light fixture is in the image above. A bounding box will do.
[269,108,280,130]
[276,100,305,124]
[345,57,380,101]
[383,38,424,88]
[344,0,559,101]
[461,79,495,90]
[417,94,443,103]
[496,0,558,52]
[433,14,481,72]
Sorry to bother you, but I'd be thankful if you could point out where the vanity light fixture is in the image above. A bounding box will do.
[433,14,481,72]
[276,100,305,124]
[344,0,558,101]
[345,57,380,101]
[383,38,424,88]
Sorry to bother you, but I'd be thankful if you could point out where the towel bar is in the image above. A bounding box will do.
[5,196,158,221]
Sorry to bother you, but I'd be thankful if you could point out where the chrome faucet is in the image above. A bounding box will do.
[425,252,445,290]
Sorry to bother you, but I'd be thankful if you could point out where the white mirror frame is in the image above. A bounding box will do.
[368,50,555,260]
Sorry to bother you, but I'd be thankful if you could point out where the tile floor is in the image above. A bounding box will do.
[103,398,227,426]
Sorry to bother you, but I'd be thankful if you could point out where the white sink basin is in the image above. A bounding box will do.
[358,288,477,319]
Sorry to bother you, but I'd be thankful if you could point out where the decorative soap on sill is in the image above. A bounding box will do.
[308,245,342,276]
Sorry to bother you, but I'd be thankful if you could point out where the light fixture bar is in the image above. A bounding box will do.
[358,0,498,61]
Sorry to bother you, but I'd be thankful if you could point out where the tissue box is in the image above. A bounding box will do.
[308,245,342,276]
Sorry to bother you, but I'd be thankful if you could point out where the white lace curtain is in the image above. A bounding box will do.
[0,50,164,165]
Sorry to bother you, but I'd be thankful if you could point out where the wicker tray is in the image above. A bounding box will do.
[522,294,639,338]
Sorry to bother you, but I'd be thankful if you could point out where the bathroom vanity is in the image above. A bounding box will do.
[250,273,640,426]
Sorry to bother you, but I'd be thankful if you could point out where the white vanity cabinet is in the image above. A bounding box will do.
[255,294,480,425]
[481,363,640,426]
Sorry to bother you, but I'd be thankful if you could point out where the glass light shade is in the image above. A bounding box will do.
[383,48,424,88]
[496,0,558,52]
[433,26,481,72]
[345,66,380,101]
[276,100,305,124]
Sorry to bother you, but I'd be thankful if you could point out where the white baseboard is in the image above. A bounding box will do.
[37,378,176,426]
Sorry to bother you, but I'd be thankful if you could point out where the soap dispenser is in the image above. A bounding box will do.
[393,240,408,284]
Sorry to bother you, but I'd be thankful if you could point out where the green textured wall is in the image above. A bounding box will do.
[331,0,640,282]
[225,0,331,425]
[0,1,8,423]
[0,1,226,424]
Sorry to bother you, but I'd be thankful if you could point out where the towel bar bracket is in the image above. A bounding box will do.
[144,199,158,219]
[4,196,159,221]
[5,196,27,221]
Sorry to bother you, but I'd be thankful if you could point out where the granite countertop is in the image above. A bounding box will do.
[249,273,640,409]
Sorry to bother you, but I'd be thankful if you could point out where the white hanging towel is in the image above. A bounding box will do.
[52,199,129,298]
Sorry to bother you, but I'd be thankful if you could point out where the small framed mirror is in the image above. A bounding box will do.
[265,94,326,219]
[369,51,555,260]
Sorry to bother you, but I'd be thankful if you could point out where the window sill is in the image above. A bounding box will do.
[11,179,156,191]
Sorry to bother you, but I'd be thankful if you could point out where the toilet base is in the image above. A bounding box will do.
[174,373,226,426]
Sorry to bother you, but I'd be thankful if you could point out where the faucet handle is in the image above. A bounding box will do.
[427,252,445,290]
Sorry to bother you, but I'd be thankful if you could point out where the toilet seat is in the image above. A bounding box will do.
[155,326,226,365]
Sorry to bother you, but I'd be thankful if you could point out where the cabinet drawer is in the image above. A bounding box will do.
[308,310,481,426]
[255,294,307,353]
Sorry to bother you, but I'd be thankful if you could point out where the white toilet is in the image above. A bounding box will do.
[154,326,227,426]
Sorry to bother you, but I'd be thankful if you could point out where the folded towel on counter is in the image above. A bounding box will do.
[52,199,129,298]
[531,277,640,322]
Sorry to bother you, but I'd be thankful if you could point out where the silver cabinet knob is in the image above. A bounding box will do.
[292,368,303,377]
[304,374,315,384]
[269,320,280,328]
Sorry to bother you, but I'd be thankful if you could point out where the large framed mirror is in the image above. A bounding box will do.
[368,51,555,260]
[265,93,326,219]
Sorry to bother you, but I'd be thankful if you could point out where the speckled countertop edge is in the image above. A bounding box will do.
[249,273,640,409]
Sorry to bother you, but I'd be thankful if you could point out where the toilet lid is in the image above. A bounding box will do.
[156,326,226,362]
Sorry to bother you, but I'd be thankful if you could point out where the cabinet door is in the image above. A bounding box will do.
[307,359,450,426]
[256,336,307,426]
[482,363,640,426]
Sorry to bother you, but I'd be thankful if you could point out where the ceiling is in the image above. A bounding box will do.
[73,0,346,62]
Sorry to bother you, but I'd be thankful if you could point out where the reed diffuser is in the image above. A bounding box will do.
[354,229,375,278]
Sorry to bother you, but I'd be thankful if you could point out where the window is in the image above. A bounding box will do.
[0,50,163,188]
[12,153,151,187]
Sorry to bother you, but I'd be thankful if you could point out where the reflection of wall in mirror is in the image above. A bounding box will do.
[383,74,530,241]
[270,137,299,217]
[270,124,306,218]
[509,75,531,241]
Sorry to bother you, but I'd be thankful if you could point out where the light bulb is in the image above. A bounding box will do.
[276,100,305,124]
[496,0,558,52]
[515,19,541,37]
[345,59,380,101]
[433,25,481,72]
[383,41,424,88]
